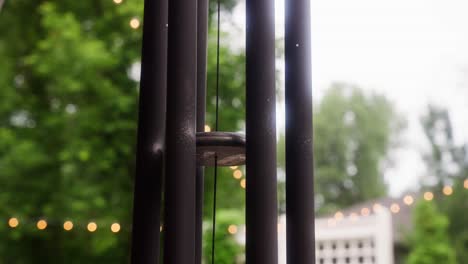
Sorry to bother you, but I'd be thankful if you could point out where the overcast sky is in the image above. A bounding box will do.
[229,0,468,196]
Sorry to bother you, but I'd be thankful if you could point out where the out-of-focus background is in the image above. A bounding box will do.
[0,0,467,263]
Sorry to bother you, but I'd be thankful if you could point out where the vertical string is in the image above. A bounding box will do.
[211,0,221,262]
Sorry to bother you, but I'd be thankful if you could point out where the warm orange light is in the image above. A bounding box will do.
[129,18,140,29]
[390,203,400,213]
[37,220,47,230]
[63,221,73,231]
[227,225,238,235]
[464,179,468,189]
[423,192,434,201]
[240,179,246,189]
[233,170,243,179]
[373,203,383,212]
[8,218,19,228]
[204,125,211,132]
[443,186,453,196]
[361,207,370,216]
[113,0,123,4]
[403,195,414,205]
[334,211,344,221]
[87,222,97,232]
[111,223,121,233]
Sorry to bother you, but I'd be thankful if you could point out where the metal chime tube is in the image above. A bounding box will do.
[195,0,209,262]
[285,0,315,262]
[130,0,167,262]
[245,0,278,262]
[163,0,198,262]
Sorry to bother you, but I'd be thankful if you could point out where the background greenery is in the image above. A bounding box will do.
[0,0,465,263]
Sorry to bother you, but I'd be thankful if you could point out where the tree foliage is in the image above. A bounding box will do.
[406,201,456,264]
[0,0,244,262]
[421,105,468,263]
[278,84,403,213]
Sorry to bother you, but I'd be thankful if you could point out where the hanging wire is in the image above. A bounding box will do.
[211,0,221,262]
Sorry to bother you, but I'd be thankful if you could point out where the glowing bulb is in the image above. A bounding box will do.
[464,179,468,189]
[373,203,383,212]
[334,211,344,221]
[129,18,140,29]
[63,221,73,231]
[37,220,47,230]
[443,186,453,196]
[390,203,400,213]
[204,125,211,132]
[8,218,19,228]
[87,222,97,232]
[111,223,121,233]
[240,179,246,189]
[113,0,123,4]
[227,225,238,235]
[423,192,434,201]
[230,166,238,170]
[160,225,163,232]
[233,170,243,179]
[403,195,414,205]
[361,207,370,216]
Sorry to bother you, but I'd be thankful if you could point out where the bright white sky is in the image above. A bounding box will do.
[230,0,468,196]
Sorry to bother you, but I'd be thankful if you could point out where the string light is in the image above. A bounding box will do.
[372,203,383,213]
[204,125,211,132]
[227,224,238,235]
[129,18,140,29]
[113,0,123,4]
[390,203,400,213]
[423,191,434,201]
[233,169,243,179]
[37,220,47,230]
[63,221,73,231]
[443,186,453,196]
[229,166,238,170]
[334,211,344,221]
[360,207,370,216]
[111,223,121,233]
[160,225,163,232]
[403,195,414,205]
[464,179,468,189]
[240,179,246,189]
[8,218,19,228]
[87,222,97,232]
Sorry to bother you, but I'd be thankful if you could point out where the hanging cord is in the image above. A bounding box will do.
[211,0,221,263]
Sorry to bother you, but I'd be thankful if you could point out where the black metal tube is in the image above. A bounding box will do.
[130,0,168,263]
[163,0,198,262]
[245,0,278,262]
[285,0,315,262]
[195,0,209,262]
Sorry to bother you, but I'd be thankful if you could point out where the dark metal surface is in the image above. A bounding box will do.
[130,0,167,263]
[196,0,209,262]
[163,0,198,262]
[285,0,315,262]
[245,0,278,262]
[196,132,246,166]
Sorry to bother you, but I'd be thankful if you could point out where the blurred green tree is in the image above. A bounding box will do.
[420,105,468,263]
[278,84,404,214]
[0,0,244,263]
[406,201,456,264]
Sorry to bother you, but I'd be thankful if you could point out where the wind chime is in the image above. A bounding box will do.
[130,0,314,263]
